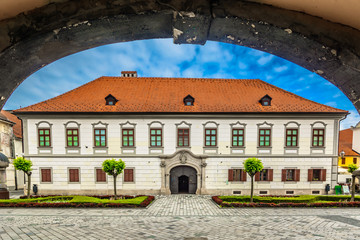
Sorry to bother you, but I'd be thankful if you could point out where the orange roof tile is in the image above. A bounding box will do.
[14,77,348,114]
[0,110,22,139]
[338,129,359,156]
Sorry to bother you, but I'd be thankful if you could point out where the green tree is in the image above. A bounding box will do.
[348,163,359,202]
[243,158,264,203]
[102,159,126,200]
[13,157,32,199]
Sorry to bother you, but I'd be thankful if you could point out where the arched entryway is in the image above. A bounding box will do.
[170,166,197,194]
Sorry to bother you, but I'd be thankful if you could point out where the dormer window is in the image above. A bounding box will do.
[105,94,118,106]
[259,95,272,106]
[183,95,195,106]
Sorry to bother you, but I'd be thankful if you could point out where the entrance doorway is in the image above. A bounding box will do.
[178,175,189,193]
[170,166,197,194]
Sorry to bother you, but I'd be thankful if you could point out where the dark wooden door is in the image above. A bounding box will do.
[178,175,189,193]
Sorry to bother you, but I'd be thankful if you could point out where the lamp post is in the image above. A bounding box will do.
[340,150,345,158]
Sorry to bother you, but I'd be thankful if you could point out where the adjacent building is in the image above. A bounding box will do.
[338,123,360,184]
[13,72,348,195]
[0,110,24,190]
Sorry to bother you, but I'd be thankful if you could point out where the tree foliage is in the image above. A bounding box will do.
[102,159,126,200]
[348,164,358,174]
[13,157,32,173]
[243,158,263,176]
[102,159,126,177]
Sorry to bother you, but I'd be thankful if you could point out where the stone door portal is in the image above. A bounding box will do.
[170,166,197,194]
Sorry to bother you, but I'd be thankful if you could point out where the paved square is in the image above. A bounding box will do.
[1,195,360,239]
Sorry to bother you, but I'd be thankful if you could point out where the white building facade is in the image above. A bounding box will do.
[14,74,347,195]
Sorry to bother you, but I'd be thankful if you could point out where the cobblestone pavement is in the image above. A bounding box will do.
[1,195,360,239]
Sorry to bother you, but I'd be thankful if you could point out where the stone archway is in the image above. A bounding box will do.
[160,150,207,195]
[170,166,197,194]
[0,1,360,112]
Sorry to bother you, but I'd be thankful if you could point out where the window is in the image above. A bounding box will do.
[94,128,106,147]
[122,129,134,147]
[183,94,194,106]
[255,169,273,181]
[66,129,79,147]
[205,128,217,146]
[228,169,247,182]
[105,94,118,105]
[69,168,80,183]
[124,169,134,182]
[308,169,326,181]
[232,129,244,147]
[285,129,298,147]
[312,129,325,147]
[150,129,162,147]
[281,169,300,181]
[41,168,52,183]
[259,95,272,106]
[354,158,357,164]
[341,158,346,165]
[178,129,190,147]
[96,168,106,182]
[259,129,271,147]
[38,128,51,147]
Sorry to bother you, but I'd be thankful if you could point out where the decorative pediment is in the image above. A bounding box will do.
[159,149,207,172]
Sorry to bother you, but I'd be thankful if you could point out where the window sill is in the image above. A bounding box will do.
[310,146,325,149]
[123,182,135,184]
[229,181,246,183]
[231,146,245,149]
[176,146,191,149]
[65,146,80,149]
[257,146,272,149]
[122,146,136,149]
[284,146,299,149]
[93,146,108,149]
[38,147,53,149]
[95,181,108,184]
[40,182,53,184]
[203,146,218,149]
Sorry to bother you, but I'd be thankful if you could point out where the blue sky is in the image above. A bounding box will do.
[4,39,360,129]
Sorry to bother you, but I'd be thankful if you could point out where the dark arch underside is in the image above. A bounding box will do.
[0,0,360,112]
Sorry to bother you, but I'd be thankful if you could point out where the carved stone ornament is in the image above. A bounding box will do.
[179,151,187,164]
[201,162,207,168]
[160,161,166,168]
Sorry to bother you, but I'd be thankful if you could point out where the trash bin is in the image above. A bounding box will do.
[334,185,342,195]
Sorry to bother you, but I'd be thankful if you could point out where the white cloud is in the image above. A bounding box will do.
[340,110,360,130]
[274,65,288,73]
[257,55,274,66]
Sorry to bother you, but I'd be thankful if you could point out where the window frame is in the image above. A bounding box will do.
[66,128,79,147]
[232,128,245,147]
[38,128,51,147]
[122,128,135,147]
[95,168,107,183]
[285,128,298,147]
[94,128,107,147]
[258,128,271,147]
[312,128,325,147]
[341,157,346,165]
[150,128,163,147]
[228,169,247,182]
[68,168,80,183]
[40,167,52,183]
[123,168,135,183]
[204,128,217,147]
[177,128,190,147]
[354,158,357,164]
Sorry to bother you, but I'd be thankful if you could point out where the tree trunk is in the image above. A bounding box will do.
[351,175,356,202]
[113,175,117,200]
[250,175,254,203]
[27,172,31,199]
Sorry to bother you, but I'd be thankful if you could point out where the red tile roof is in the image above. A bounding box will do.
[338,129,359,156]
[0,110,22,139]
[14,77,348,114]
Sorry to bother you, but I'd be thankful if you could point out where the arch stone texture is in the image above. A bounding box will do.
[0,0,360,112]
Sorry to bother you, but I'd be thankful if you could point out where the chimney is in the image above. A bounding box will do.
[121,71,137,77]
